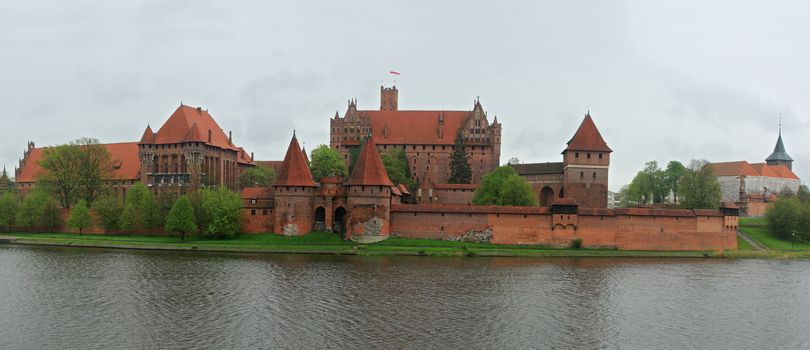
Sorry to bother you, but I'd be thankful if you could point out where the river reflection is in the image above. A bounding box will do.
[0,246,808,349]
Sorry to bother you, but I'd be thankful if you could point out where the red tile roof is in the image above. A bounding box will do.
[767,164,799,180]
[709,161,758,177]
[241,187,272,199]
[16,142,141,183]
[273,134,316,187]
[565,114,612,152]
[149,105,238,151]
[346,135,394,186]
[397,184,411,195]
[362,110,472,145]
[711,161,800,179]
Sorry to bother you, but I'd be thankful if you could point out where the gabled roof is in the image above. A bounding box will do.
[766,131,793,162]
[709,161,758,177]
[768,164,800,180]
[510,162,564,175]
[710,161,800,180]
[16,142,141,183]
[361,110,473,145]
[564,113,612,153]
[273,134,316,187]
[150,105,238,151]
[346,135,393,186]
[749,163,778,177]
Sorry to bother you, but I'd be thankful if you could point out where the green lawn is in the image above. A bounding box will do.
[736,236,756,251]
[738,226,810,251]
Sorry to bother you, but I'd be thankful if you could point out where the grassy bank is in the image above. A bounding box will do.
[0,231,726,258]
[3,231,808,259]
[739,217,810,251]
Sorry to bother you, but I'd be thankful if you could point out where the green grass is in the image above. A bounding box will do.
[4,230,809,259]
[739,217,766,227]
[738,226,810,251]
[736,236,756,251]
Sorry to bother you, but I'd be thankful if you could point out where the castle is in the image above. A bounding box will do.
[12,84,740,250]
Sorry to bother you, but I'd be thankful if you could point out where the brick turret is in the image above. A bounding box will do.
[344,134,393,241]
[562,113,611,208]
[273,132,317,236]
[380,85,398,111]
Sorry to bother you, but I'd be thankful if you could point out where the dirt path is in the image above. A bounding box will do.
[737,230,768,251]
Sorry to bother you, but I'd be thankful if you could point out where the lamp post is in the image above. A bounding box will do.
[792,231,796,251]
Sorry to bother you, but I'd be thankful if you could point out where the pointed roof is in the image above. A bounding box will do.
[346,135,394,186]
[302,146,309,164]
[273,133,316,187]
[152,105,238,150]
[183,123,206,143]
[139,125,154,144]
[766,130,793,162]
[564,113,612,153]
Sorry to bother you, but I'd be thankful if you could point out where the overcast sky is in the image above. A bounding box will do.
[1,0,808,191]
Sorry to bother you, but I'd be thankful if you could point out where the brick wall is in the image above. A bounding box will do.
[391,205,737,251]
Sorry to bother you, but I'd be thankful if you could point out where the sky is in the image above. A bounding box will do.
[1,0,808,191]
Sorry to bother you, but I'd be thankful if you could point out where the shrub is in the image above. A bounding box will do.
[164,195,197,240]
[67,199,93,234]
[0,192,18,230]
[571,238,583,249]
[16,190,61,229]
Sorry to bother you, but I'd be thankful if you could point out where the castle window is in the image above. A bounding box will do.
[593,172,596,179]
[251,199,257,204]
[422,145,425,150]
[263,209,268,215]
[251,209,256,216]
[580,172,584,178]
[575,152,579,159]
[587,153,591,159]
[599,153,603,159]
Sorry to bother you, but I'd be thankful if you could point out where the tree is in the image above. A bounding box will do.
[38,138,115,208]
[499,174,538,206]
[164,195,197,240]
[663,161,686,204]
[16,190,61,229]
[797,185,810,205]
[473,166,519,205]
[449,134,472,184]
[380,148,413,188]
[68,199,92,234]
[0,192,18,230]
[200,187,242,239]
[678,159,722,210]
[507,157,520,165]
[93,193,123,232]
[766,196,803,240]
[119,183,160,233]
[239,166,276,189]
[309,144,348,180]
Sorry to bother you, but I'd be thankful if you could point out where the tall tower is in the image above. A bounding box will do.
[765,124,793,170]
[561,113,612,208]
[380,85,398,111]
[344,134,394,241]
[273,132,317,236]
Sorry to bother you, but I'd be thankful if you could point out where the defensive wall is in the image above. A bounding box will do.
[389,204,738,251]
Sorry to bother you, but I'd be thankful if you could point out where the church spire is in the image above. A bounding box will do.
[766,118,794,170]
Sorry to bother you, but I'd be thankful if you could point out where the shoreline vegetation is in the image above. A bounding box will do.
[1,217,808,259]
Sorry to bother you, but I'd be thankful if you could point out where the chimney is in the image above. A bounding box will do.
[251,152,254,161]
[229,131,232,145]
[197,107,202,113]
[208,129,212,143]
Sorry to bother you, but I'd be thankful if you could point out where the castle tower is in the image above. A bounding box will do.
[561,113,612,208]
[272,132,317,236]
[380,85,398,111]
[765,125,793,170]
[344,134,394,241]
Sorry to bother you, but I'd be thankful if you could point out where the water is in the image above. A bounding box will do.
[0,246,808,349]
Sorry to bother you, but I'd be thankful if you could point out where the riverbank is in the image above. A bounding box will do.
[2,231,810,258]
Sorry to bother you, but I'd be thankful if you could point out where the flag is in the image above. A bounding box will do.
[389,71,400,75]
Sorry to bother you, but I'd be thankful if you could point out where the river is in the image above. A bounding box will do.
[0,245,808,349]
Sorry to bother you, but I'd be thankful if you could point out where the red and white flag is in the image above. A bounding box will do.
[389,71,400,75]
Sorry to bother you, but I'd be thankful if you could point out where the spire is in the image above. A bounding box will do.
[347,134,393,187]
[301,145,309,164]
[766,128,793,162]
[564,112,612,153]
[273,132,316,187]
[139,125,155,144]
